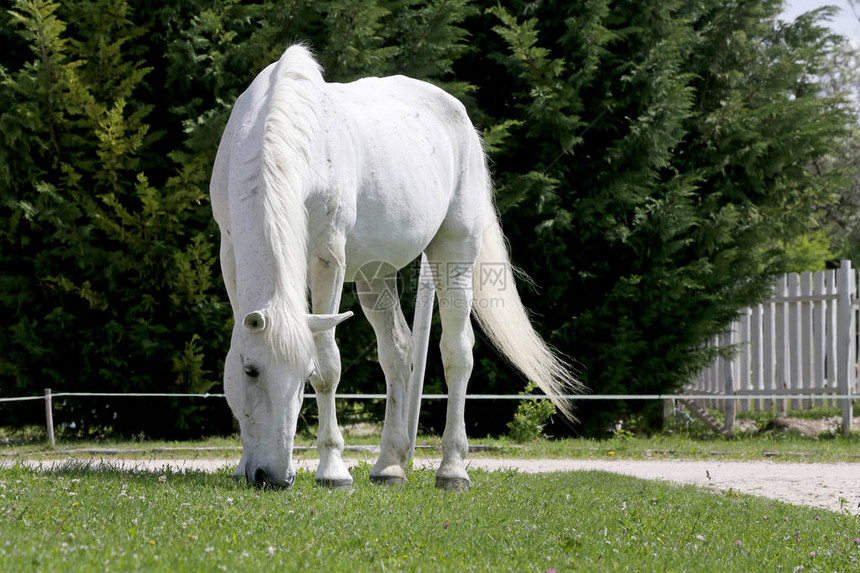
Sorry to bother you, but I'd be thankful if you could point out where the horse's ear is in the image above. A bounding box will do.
[307,311,353,333]
[243,310,268,332]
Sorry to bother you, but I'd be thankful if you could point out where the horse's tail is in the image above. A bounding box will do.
[471,174,583,420]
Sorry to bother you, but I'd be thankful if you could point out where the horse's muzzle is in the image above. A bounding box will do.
[242,464,295,490]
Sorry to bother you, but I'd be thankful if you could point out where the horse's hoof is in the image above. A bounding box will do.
[370,474,407,486]
[435,476,471,492]
[315,478,354,491]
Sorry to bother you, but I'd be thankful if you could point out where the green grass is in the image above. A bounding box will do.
[1,462,858,572]
[3,421,860,463]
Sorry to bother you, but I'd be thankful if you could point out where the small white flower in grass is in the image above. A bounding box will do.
[158,475,167,483]
[266,546,275,558]
[696,535,704,541]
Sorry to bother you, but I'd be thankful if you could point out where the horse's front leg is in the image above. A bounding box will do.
[309,236,352,489]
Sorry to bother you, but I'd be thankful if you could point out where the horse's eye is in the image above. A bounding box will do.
[244,365,260,378]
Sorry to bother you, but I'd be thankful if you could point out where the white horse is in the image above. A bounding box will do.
[210,45,580,491]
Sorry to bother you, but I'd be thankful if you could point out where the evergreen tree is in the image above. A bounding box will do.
[0,0,232,435]
[458,0,850,435]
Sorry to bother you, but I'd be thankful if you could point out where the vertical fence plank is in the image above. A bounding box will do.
[724,329,736,434]
[710,335,719,411]
[827,269,838,409]
[739,311,751,412]
[751,304,763,412]
[837,260,855,436]
[763,297,775,412]
[788,273,801,410]
[813,271,826,407]
[800,272,813,409]
[776,275,789,416]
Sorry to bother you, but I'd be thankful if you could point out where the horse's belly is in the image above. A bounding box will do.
[343,209,442,281]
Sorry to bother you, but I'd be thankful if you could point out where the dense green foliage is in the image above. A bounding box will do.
[0,0,854,437]
[460,0,851,435]
[2,463,859,571]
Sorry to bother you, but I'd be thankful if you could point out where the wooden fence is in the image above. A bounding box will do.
[686,260,858,436]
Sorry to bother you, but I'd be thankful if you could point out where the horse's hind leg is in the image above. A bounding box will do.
[426,239,479,492]
[356,275,413,485]
[309,236,353,489]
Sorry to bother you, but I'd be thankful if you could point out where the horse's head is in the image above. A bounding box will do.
[224,308,352,489]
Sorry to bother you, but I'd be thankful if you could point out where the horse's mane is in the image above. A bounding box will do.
[260,45,323,365]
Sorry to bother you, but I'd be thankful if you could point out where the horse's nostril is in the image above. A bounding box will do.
[254,467,267,487]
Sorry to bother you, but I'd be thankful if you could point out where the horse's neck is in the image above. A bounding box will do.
[233,217,283,315]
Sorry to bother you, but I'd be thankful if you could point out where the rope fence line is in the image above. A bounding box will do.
[3,389,855,447]
[5,392,858,404]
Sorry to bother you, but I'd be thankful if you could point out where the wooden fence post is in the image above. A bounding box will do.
[662,398,675,429]
[837,260,855,436]
[44,388,55,447]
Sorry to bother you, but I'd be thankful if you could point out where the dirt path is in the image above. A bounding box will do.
[7,456,859,515]
[447,458,860,516]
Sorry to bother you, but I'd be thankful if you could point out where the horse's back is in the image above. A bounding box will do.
[324,75,487,276]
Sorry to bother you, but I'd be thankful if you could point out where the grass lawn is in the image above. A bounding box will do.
[1,462,859,572]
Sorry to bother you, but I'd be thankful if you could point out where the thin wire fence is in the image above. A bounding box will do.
[6,391,854,404]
